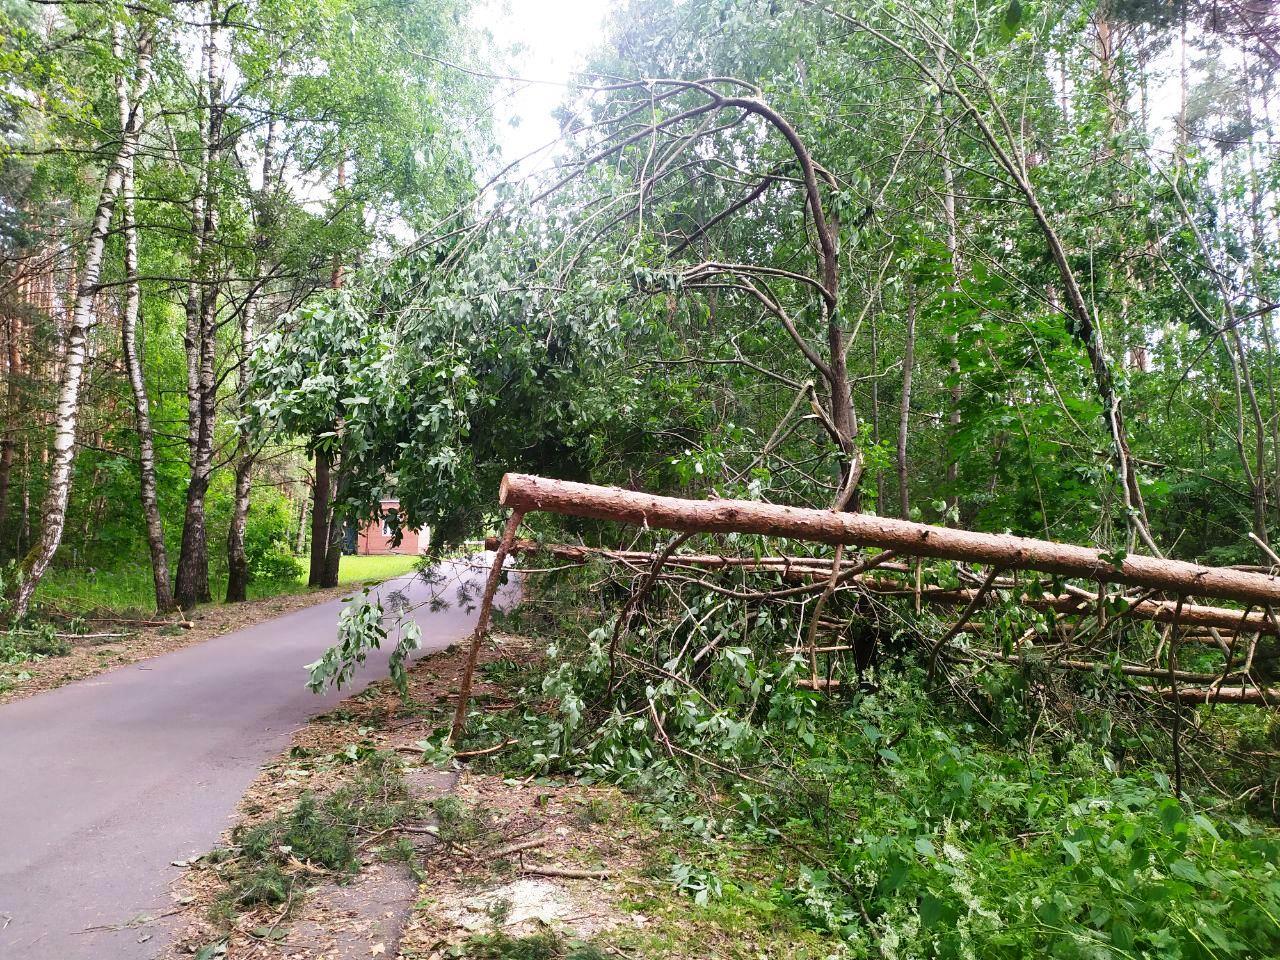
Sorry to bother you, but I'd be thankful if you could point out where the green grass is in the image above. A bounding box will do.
[328,553,422,585]
[32,553,423,618]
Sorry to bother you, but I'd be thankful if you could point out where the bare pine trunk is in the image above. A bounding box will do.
[19,435,29,552]
[0,311,19,541]
[12,26,153,617]
[499,474,1280,607]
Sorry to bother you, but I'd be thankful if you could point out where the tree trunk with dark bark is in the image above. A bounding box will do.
[174,5,225,609]
[224,455,252,602]
[308,447,331,587]
[320,458,348,588]
[0,311,20,543]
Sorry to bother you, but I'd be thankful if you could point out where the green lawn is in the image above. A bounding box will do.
[326,553,422,585]
[32,553,423,618]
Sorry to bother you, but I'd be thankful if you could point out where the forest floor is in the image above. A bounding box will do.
[0,554,421,704]
[170,635,837,960]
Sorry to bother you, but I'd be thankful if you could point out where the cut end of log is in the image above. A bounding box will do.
[498,473,513,506]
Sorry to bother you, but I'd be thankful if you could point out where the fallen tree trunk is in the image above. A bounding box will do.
[964,648,1238,684]
[498,474,1280,607]
[1141,684,1280,706]
[487,537,839,573]
[853,579,1274,637]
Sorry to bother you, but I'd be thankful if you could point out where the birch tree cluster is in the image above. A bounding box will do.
[0,0,483,612]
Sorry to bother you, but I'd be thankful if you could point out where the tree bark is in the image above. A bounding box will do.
[118,38,174,613]
[854,579,1276,637]
[936,11,962,520]
[498,473,1280,607]
[0,310,20,542]
[308,447,331,587]
[494,537,1275,636]
[315,159,348,591]
[897,280,916,519]
[224,300,256,603]
[322,509,342,587]
[1144,684,1279,706]
[295,484,309,555]
[452,509,524,740]
[320,458,347,588]
[11,24,153,617]
[869,307,885,510]
[174,3,224,609]
[225,120,275,603]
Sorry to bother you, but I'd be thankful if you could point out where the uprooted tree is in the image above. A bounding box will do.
[450,474,1280,745]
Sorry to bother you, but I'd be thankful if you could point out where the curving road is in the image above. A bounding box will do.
[0,558,512,959]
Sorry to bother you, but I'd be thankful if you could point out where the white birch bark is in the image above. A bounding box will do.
[117,23,172,612]
[13,23,153,616]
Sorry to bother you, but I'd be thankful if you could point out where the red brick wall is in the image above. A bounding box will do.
[356,501,425,555]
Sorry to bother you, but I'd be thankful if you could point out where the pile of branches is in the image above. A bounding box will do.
[437,475,1280,811]
[496,537,1280,709]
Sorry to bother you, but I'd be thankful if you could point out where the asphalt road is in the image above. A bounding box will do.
[0,558,512,959]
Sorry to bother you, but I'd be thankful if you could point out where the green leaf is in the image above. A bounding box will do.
[1170,859,1206,885]
[1003,0,1023,34]
[920,893,946,928]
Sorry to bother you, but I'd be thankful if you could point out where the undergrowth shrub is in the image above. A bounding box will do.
[0,623,71,663]
[461,561,1280,958]
[245,494,304,584]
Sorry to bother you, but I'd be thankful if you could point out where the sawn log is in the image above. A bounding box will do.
[498,474,1280,608]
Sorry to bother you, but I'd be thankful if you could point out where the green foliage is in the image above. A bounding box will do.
[244,494,304,585]
[462,568,1280,959]
[430,794,494,847]
[0,623,70,664]
[669,859,724,906]
[250,229,655,552]
[306,588,422,698]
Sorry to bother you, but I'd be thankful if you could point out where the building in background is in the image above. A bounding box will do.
[354,499,429,555]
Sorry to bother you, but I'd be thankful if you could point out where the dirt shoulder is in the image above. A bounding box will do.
[167,634,842,960]
[166,632,530,957]
[0,584,357,706]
